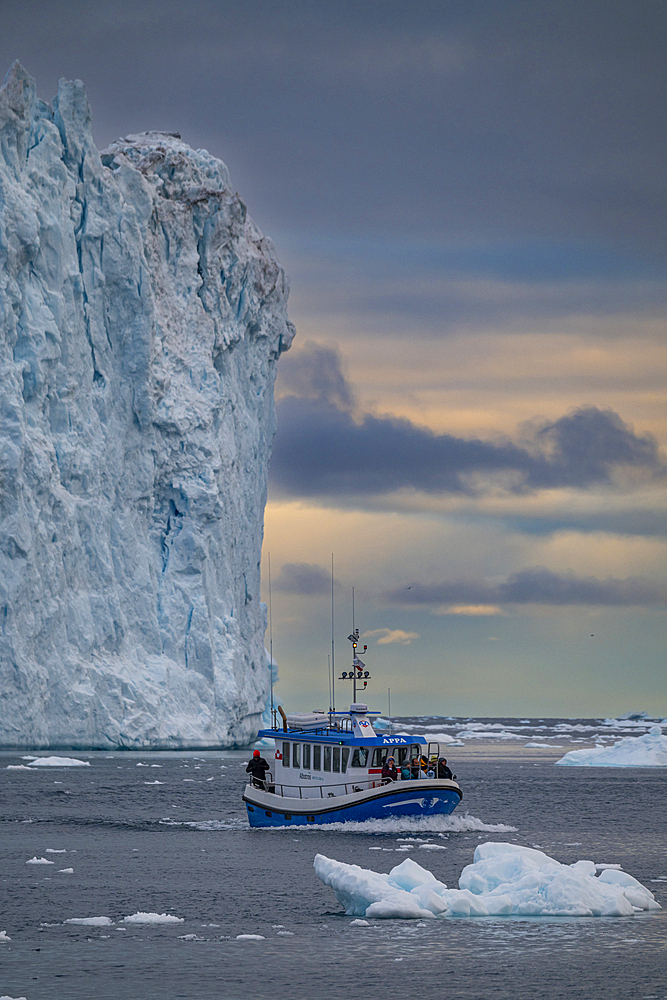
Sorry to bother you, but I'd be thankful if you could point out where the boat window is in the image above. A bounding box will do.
[323,746,331,771]
[341,747,350,772]
[371,747,390,767]
[350,747,369,767]
[397,747,409,766]
[303,744,311,769]
[282,742,290,767]
[410,743,421,760]
[293,744,300,768]
[332,747,340,772]
[313,745,321,770]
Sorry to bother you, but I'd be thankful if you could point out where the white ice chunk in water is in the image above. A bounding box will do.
[58,868,74,874]
[556,727,667,767]
[28,757,90,767]
[236,934,265,940]
[314,842,661,919]
[26,857,54,865]
[0,931,11,942]
[65,917,113,926]
[45,848,67,853]
[122,912,184,924]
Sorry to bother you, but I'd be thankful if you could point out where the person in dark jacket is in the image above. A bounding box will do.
[246,749,270,787]
[381,756,398,783]
[437,758,453,780]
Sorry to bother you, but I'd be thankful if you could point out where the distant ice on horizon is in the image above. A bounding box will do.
[556,726,667,766]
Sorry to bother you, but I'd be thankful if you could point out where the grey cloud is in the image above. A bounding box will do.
[273,562,333,596]
[270,348,665,499]
[386,567,667,607]
[275,341,352,410]
[1,0,665,257]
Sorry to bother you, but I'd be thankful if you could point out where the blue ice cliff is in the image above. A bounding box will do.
[0,63,294,748]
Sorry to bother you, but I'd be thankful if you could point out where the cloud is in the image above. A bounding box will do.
[436,605,503,616]
[363,628,420,645]
[271,343,666,501]
[272,561,333,596]
[386,567,667,608]
[275,341,353,410]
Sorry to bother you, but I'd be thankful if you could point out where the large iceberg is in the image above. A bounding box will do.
[556,726,667,766]
[0,63,294,749]
[314,843,661,918]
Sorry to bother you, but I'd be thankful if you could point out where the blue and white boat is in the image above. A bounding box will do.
[243,630,462,828]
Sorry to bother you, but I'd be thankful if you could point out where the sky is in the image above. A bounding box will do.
[2,0,665,717]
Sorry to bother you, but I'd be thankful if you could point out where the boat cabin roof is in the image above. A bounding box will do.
[256,727,427,748]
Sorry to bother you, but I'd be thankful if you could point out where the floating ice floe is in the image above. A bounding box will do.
[58,868,74,874]
[0,930,11,942]
[524,742,563,749]
[236,934,265,940]
[122,912,184,924]
[27,757,90,767]
[26,857,54,865]
[65,917,113,926]
[556,726,667,767]
[314,842,661,919]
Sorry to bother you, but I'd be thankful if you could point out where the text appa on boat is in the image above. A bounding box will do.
[243,629,462,827]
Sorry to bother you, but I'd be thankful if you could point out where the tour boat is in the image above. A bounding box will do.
[243,630,462,828]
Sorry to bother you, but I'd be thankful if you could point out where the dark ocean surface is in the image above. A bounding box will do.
[1,717,665,1000]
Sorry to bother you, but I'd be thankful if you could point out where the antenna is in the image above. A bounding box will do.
[388,687,391,729]
[268,551,274,727]
[331,553,335,716]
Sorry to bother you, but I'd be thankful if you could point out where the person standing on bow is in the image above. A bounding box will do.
[246,749,270,787]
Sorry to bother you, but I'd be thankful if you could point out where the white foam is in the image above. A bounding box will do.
[556,727,667,767]
[26,857,54,865]
[278,814,517,836]
[28,757,90,767]
[144,780,165,785]
[122,912,184,924]
[65,916,113,926]
[314,842,661,919]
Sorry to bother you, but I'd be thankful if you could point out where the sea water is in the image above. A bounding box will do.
[0,717,665,1000]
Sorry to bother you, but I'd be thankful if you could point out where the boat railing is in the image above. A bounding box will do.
[249,774,445,798]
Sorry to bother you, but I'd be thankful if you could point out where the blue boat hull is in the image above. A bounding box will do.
[243,782,462,828]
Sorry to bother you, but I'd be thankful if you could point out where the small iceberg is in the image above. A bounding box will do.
[556,726,667,767]
[28,757,90,767]
[122,912,184,924]
[314,842,661,918]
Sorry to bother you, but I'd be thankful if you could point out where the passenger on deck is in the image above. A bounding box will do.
[246,749,270,787]
[437,757,453,780]
[410,756,422,779]
[381,756,399,783]
[400,761,411,780]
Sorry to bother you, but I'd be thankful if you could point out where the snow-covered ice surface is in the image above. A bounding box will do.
[314,843,660,919]
[556,726,667,766]
[0,63,294,750]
